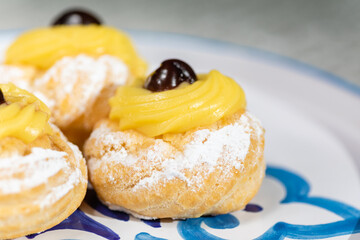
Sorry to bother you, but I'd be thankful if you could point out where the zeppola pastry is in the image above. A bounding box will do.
[0,83,87,238]
[84,59,265,219]
[1,9,147,146]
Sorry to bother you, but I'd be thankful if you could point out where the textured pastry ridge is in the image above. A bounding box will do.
[0,65,50,104]
[0,125,87,239]
[85,111,265,219]
[0,146,83,207]
[34,54,129,129]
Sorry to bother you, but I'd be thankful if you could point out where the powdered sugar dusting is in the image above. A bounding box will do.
[0,64,52,105]
[34,54,129,125]
[0,65,32,89]
[134,116,252,189]
[37,167,82,208]
[88,112,263,190]
[89,127,139,167]
[0,148,67,194]
[0,147,82,207]
[98,56,130,85]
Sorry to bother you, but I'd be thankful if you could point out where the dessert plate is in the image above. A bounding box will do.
[0,29,359,240]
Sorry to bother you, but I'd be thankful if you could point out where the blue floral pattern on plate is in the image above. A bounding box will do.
[25,165,360,239]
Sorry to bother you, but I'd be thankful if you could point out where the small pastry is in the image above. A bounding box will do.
[84,59,265,219]
[3,9,147,146]
[0,83,87,238]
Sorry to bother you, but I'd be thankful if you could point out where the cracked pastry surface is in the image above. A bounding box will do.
[85,111,264,219]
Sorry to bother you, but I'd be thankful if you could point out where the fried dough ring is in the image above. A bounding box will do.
[85,111,264,219]
[0,125,87,239]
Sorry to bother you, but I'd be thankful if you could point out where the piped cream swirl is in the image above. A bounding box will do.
[109,70,246,137]
[0,83,51,143]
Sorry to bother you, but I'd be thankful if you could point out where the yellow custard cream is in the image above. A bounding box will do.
[110,70,246,137]
[0,83,52,143]
[5,25,147,78]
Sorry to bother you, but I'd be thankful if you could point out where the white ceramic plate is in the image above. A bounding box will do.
[1,29,359,240]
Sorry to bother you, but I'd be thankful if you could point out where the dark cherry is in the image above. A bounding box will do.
[144,59,197,92]
[0,89,6,105]
[52,8,102,26]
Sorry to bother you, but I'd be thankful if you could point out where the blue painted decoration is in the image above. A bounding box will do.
[244,203,263,213]
[26,209,120,240]
[142,219,161,228]
[135,232,167,240]
[85,188,130,221]
[86,188,161,228]
[26,165,360,240]
[177,214,239,240]
[254,166,360,239]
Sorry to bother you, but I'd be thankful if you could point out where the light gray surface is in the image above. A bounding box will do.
[0,0,359,88]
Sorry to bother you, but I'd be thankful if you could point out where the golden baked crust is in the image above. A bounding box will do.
[84,111,264,219]
[0,55,130,147]
[60,77,121,147]
[0,125,88,239]
[33,55,130,147]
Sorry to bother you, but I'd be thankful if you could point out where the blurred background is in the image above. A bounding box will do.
[0,0,359,87]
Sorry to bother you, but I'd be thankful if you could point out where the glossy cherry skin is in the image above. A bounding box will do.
[52,9,102,26]
[0,89,6,105]
[144,59,197,92]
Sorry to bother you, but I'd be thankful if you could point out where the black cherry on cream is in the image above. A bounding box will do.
[0,89,6,105]
[144,59,197,92]
[52,8,102,26]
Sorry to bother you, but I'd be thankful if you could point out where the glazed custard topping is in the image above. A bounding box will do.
[5,25,146,78]
[109,70,246,137]
[0,83,51,143]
